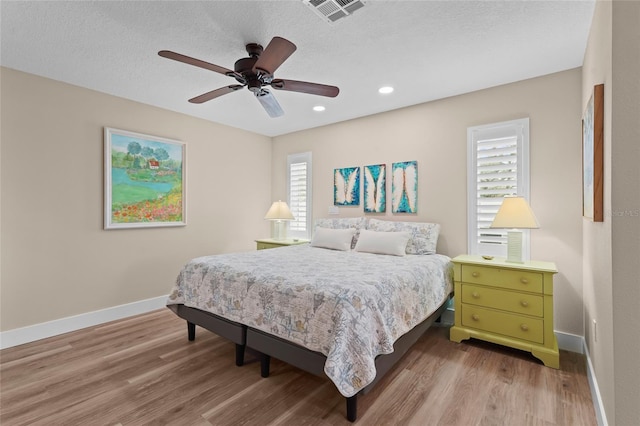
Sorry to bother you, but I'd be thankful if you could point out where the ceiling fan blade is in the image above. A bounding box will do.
[271,79,339,98]
[158,50,244,81]
[253,37,297,76]
[188,85,244,104]
[255,90,284,118]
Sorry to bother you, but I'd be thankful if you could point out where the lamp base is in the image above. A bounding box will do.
[506,229,524,263]
[271,220,287,241]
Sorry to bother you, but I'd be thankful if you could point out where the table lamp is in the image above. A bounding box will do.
[264,200,295,240]
[490,196,539,263]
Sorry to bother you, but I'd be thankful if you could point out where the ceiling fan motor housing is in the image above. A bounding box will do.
[235,45,273,91]
[245,43,263,58]
[234,57,257,76]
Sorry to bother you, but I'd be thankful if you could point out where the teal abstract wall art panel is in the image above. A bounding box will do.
[364,164,386,213]
[334,167,360,206]
[392,161,418,213]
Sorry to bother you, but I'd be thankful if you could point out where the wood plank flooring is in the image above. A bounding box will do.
[0,309,597,425]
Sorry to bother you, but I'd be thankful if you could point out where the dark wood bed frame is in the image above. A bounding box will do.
[168,296,450,422]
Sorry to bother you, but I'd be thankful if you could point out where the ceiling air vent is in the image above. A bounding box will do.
[303,0,365,24]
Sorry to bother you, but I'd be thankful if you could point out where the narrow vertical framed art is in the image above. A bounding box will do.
[104,127,186,229]
[582,84,604,222]
[364,164,386,213]
[392,161,418,213]
[334,166,360,206]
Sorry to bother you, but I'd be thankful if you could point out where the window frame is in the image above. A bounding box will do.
[467,118,531,259]
[287,151,312,239]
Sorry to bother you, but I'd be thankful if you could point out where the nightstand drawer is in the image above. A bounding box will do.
[461,284,544,317]
[461,265,543,293]
[461,305,544,344]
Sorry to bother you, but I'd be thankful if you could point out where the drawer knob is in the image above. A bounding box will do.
[472,292,480,299]
[471,314,480,321]
[520,324,529,331]
[520,277,529,284]
[472,272,480,278]
[520,300,529,307]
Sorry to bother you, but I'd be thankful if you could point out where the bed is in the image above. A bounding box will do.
[167,218,453,421]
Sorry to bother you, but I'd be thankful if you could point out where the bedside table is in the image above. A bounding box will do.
[449,255,559,368]
[255,238,309,250]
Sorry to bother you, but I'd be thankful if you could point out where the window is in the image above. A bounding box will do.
[287,152,312,239]
[467,118,530,259]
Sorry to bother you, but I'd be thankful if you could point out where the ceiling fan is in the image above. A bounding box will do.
[158,37,339,118]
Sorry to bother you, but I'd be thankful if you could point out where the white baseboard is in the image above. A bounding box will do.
[556,330,584,353]
[583,340,609,426]
[554,332,607,425]
[0,295,168,350]
[556,331,607,425]
[555,331,608,426]
[547,331,608,425]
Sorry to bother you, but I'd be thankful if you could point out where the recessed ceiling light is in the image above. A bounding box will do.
[313,105,326,112]
[378,86,394,94]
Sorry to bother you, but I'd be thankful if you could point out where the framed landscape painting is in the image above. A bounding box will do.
[104,127,186,229]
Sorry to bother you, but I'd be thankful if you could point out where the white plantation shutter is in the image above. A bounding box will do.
[467,118,530,258]
[287,152,312,238]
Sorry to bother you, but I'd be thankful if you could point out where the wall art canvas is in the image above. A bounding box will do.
[582,84,604,222]
[334,167,360,206]
[364,164,386,213]
[104,127,186,229]
[392,161,418,213]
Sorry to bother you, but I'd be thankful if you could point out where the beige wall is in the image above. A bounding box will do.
[0,67,272,331]
[611,2,640,423]
[582,1,640,424]
[272,69,584,336]
[581,1,615,422]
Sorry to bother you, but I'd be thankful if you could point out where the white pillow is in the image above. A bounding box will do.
[314,217,367,249]
[367,219,440,255]
[310,227,357,251]
[354,229,411,256]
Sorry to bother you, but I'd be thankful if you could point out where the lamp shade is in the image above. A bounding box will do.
[264,200,295,221]
[490,196,539,229]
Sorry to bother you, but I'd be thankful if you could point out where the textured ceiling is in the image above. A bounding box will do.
[1,1,595,137]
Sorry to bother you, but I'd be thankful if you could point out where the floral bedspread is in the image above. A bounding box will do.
[167,244,452,397]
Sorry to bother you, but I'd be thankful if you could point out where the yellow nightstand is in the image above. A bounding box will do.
[255,238,309,250]
[449,255,559,368]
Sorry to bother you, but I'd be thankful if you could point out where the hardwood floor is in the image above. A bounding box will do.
[0,309,597,425]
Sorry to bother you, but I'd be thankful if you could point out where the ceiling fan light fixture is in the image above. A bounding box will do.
[255,90,284,118]
[313,105,326,112]
[247,79,262,93]
[378,86,394,94]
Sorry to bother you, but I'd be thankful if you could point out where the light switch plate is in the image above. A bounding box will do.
[328,206,339,215]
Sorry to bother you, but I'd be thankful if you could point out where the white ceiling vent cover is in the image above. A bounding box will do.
[303,0,365,24]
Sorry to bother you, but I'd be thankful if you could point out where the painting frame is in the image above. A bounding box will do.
[364,164,386,213]
[392,161,418,214]
[334,166,360,206]
[582,84,604,222]
[104,127,186,229]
